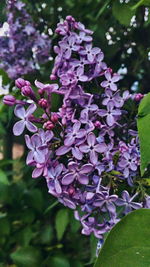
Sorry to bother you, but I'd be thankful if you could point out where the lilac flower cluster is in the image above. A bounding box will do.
[0,0,51,79]
[3,16,149,239]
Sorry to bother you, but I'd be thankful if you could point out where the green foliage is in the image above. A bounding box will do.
[94,209,150,267]
[131,0,150,10]
[138,94,150,175]
[55,209,69,240]
[112,0,135,26]
[10,246,43,267]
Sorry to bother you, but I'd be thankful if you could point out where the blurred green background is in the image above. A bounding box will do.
[0,0,150,266]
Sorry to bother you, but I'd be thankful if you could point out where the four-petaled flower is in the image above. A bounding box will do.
[101,70,120,91]
[93,191,118,215]
[62,161,93,185]
[59,34,80,59]
[13,103,37,136]
[25,134,48,164]
[79,132,107,164]
[64,121,86,146]
[98,102,121,126]
[79,43,100,62]
[118,151,138,178]
[116,190,142,214]
[47,164,64,195]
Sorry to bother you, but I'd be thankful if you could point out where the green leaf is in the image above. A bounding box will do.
[47,256,70,267]
[0,69,10,85]
[0,218,10,236]
[25,189,44,212]
[112,0,136,26]
[0,170,9,185]
[39,225,53,244]
[141,178,150,186]
[137,114,150,176]
[10,246,43,267]
[138,93,150,117]
[94,209,150,267]
[131,0,150,10]
[16,227,33,246]
[55,209,69,240]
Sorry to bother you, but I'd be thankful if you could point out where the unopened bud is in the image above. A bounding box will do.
[51,113,59,123]
[94,121,101,128]
[66,15,75,22]
[15,78,26,89]
[21,85,33,97]
[38,88,44,96]
[38,98,48,109]
[3,95,16,106]
[68,186,75,196]
[43,121,54,130]
[134,93,144,102]
[50,74,57,80]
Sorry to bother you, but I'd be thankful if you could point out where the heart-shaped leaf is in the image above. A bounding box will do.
[95,209,150,267]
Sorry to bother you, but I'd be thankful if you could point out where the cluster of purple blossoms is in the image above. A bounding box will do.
[3,16,149,239]
[0,0,51,79]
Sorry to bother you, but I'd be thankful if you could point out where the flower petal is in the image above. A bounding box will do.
[87,132,96,146]
[26,121,37,133]
[56,146,71,156]
[14,105,25,119]
[78,174,89,185]
[26,103,37,116]
[13,120,25,136]
[62,173,75,185]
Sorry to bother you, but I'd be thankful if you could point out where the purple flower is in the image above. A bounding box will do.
[13,104,37,136]
[116,191,142,214]
[98,102,121,126]
[93,191,118,215]
[38,129,54,145]
[76,22,93,34]
[94,52,107,75]
[79,43,100,62]
[70,57,89,69]
[62,161,93,185]
[47,164,64,195]
[118,151,138,178]
[101,70,120,91]
[76,31,92,44]
[79,132,107,164]
[64,121,86,146]
[60,70,77,86]
[25,133,48,164]
[59,34,80,59]
[75,67,88,82]
[0,0,51,79]
[102,89,124,108]
[32,152,51,178]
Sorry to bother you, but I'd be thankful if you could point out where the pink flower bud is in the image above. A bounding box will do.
[21,85,33,97]
[50,74,57,80]
[15,78,26,89]
[38,98,48,109]
[38,88,44,96]
[134,93,144,102]
[94,121,101,128]
[68,186,75,196]
[51,113,59,123]
[43,121,54,130]
[25,80,31,86]
[66,15,75,22]
[3,95,16,106]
